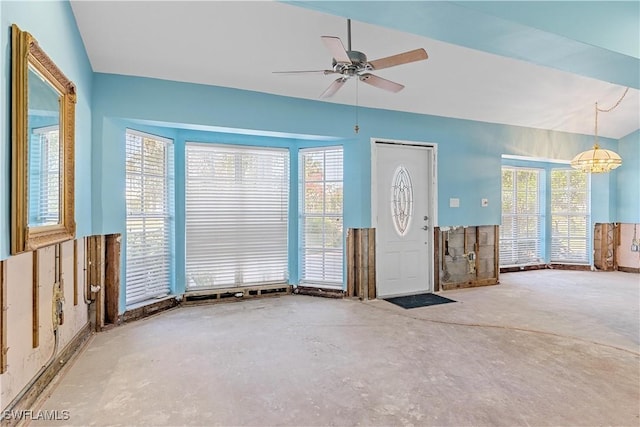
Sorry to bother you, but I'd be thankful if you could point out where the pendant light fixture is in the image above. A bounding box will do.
[571,88,628,174]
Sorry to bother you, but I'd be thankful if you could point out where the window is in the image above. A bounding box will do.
[551,169,590,263]
[185,143,289,290]
[125,130,174,305]
[299,147,344,286]
[29,126,60,226]
[500,167,543,266]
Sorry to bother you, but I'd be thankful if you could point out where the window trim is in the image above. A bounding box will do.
[500,166,544,267]
[299,146,344,287]
[125,129,175,306]
[550,168,591,264]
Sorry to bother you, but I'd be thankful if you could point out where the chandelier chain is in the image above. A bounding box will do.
[593,87,629,143]
[596,87,629,113]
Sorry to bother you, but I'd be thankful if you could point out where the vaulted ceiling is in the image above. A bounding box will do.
[70,1,639,139]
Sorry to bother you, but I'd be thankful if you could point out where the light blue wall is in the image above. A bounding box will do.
[92,73,626,312]
[93,72,618,230]
[617,130,640,223]
[0,0,93,260]
[1,2,633,311]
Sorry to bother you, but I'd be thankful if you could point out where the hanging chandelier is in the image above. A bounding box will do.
[571,88,628,174]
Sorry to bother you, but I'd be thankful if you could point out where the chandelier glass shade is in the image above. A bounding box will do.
[570,144,623,173]
[571,89,628,174]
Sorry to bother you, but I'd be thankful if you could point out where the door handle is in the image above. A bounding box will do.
[422,226,429,230]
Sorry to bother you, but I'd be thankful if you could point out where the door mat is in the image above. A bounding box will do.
[384,293,456,309]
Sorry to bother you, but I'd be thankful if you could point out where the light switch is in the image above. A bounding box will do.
[481,198,488,207]
[449,198,460,208]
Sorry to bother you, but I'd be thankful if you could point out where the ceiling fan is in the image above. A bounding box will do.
[274,19,428,98]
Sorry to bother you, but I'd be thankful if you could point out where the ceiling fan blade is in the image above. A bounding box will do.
[320,77,348,98]
[359,73,404,93]
[368,48,428,70]
[273,70,336,75]
[321,36,352,64]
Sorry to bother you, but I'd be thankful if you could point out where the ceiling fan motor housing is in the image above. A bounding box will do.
[332,50,370,76]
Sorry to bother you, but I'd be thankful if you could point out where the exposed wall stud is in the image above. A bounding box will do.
[367,229,376,300]
[1,259,7,373]
[32,250,39,348]
[105,234,121,325]
[494,225,500,283]
[346,230,355,297]
[433,227,440,292]
[87,235,106,330]
[73,239,78,306]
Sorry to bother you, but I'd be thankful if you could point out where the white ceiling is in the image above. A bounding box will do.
[70,1,639,139]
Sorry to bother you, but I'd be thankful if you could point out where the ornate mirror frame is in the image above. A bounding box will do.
[11,24,76,254]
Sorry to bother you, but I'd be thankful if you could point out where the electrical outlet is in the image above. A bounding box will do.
[632,244,639,252]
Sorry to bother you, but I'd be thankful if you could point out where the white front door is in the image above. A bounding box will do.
[374,142,434,297]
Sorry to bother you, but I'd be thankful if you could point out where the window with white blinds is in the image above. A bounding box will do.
[125,130,174,305]
[500,167,544,266]
[29,126,60,226]
[551,169,590,263]
[185,143,289,290]
[299,147,344,286]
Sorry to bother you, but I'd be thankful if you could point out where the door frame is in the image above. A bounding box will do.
[370,138,438,294]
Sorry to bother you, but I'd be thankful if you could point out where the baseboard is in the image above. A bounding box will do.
[618,266,640,274]
[441,278,499,291]
[1,322,93,427]
[500,263,592,273]
[121,296,181,323]
[294,286,345,299]
[549,263,591,271]
[500,264,547,273]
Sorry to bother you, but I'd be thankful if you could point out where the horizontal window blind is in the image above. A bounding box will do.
[300,147,344,285]
[500,167,544,266]
[185,143,289,290]
[125,130,174,305]
[29,126,60,226]
[551,169,590,263]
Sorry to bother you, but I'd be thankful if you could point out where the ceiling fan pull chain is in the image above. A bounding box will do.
[355,78,360,134]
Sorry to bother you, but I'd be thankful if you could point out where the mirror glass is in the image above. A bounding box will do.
[11,24,76,254]
[28,65,62,227]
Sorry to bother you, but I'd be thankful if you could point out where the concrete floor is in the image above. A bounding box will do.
[33,270,639,426]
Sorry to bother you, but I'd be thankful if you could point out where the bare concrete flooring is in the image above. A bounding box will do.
[33,270,639,426]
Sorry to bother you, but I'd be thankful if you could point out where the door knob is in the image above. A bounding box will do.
[422,226,429,230]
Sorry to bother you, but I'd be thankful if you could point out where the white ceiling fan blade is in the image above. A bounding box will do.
[321,36,352,64]
[320,77,348,98]
[273,70,337,75]
[368,48,428,70]
[359,73,404,93]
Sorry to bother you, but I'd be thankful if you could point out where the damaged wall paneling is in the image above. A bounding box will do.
[435,225,499,290]
[346,228,376,299]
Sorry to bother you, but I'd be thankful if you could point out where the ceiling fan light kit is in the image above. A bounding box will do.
[570,88,629,174]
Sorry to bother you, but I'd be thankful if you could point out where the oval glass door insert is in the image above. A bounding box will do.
[391,165,413,236]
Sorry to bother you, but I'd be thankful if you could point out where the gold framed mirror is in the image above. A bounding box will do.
[11,24,76,254]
